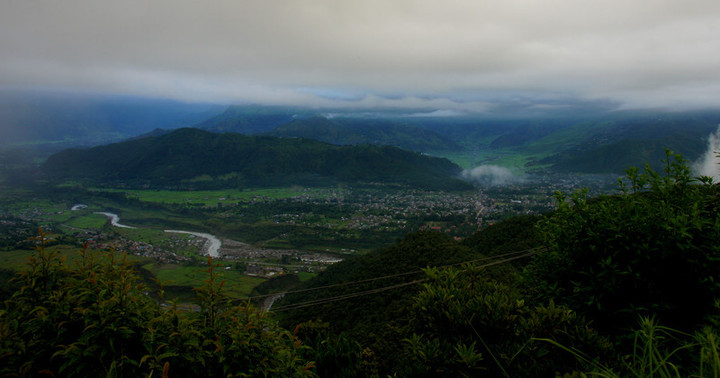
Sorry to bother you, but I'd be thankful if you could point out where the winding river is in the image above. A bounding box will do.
[94,212,136,229]
[94,211,221,257]
[163,230,221,258]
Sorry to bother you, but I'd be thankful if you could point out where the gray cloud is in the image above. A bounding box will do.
[693,126,720,180]
[2,0,720,110]
[461,165,525,186]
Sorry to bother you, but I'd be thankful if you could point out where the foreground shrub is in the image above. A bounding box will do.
[0,230,315,377]
[526,151,720,332]
[403,265,612,376]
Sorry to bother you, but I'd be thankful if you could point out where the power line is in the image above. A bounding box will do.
[270,279,426,312]
[269,249,540,312]
[234,248,540,304]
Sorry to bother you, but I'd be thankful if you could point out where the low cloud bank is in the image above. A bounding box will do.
[461,165,525,186]
[693,125,720,180]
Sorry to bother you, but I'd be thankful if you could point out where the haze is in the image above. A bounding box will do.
[1,0,720,112]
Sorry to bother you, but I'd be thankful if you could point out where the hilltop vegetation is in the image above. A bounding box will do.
[40,128,470,190]
[0,235,314,377]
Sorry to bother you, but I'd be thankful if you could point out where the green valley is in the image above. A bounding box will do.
[2,102,720,376]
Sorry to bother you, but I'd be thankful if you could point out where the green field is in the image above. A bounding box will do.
[434,147,550,172]
[142,262,266,298]
[91,187,327,205]
[63,213,109,229]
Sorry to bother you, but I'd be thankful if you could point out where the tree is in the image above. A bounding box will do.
[526,151,720,332]
[0,230,316,377]
[403,265,611,376]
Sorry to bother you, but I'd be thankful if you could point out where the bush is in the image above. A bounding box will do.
[526,151,720,332]
[403,265,611,377]
[0,230,316,377]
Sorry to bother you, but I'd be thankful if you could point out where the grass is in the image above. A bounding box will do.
[91,187,325,205]
[115,227,170,243]
[429,151,481,170]
[433,147,551,172]
[535,316,720,377]
[4,198,68,215]
[143,262,266,299]
[64,212,109,229]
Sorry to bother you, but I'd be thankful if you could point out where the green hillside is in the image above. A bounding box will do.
[530,112,720,172]
[40,128,471,190]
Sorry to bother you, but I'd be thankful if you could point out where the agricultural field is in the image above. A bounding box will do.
[91,187,327,206]
[141,262,266,299]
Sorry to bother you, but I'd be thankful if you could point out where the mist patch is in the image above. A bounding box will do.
[461,165,525,186]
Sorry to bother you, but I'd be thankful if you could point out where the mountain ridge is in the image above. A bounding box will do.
[40,128,471,190]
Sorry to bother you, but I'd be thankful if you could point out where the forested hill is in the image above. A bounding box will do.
[534,112,720,173]
[40,128,471,190]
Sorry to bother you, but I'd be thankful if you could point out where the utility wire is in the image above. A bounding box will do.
[234,248,540,304]
[270,279,426,312]
[269,249,540,312]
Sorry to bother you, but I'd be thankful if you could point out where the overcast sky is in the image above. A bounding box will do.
[2,0,720,113]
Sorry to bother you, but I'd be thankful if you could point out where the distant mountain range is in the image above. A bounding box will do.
[4,91,720,176]
[41,128,470,190]
[532,112,720,173]
[195,105,720,173]
[194,105,310,134]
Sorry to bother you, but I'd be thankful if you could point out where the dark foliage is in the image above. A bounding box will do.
[526,152,720,332]
[0,231,316,377]
[403,266,612,376]
[40,128,471,190]
[461,214,542,256]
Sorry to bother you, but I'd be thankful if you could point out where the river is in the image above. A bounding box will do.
[263,293,284,311]
[94,212,136,229]
[94,211,221,257]
[164,230,221,258]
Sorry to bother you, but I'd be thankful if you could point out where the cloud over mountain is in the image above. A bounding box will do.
[2,1,720,111]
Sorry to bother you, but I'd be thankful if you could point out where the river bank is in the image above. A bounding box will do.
[94,211,221,257]
[164,230,221,258]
